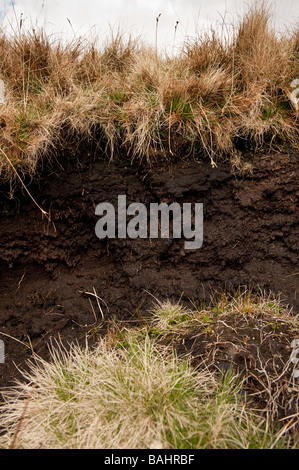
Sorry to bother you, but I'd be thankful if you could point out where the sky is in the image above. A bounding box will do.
[0,0,298,51]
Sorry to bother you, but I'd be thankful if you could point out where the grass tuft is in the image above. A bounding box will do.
[0,329,295,449]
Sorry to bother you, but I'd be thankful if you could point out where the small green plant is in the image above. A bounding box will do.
[199,311,213,324]
[269,322,280,332]
[151,299,192,331]
[166,94,194,121]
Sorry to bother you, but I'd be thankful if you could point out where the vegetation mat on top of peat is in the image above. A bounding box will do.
[0,2,298,185]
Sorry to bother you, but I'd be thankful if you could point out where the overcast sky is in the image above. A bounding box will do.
[0,0,298,51]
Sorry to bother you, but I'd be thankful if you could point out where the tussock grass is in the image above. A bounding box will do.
[0,3,298,183]
[0,331,294,449]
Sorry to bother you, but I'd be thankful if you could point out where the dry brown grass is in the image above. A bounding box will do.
[0,3,298,183]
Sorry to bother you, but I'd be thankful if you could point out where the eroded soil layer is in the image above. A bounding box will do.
[0,150,298,388]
